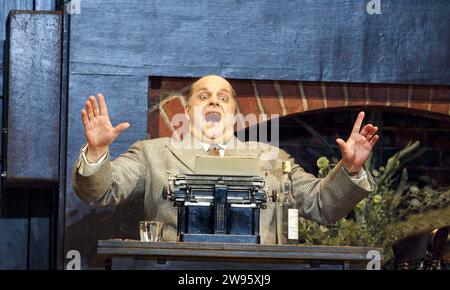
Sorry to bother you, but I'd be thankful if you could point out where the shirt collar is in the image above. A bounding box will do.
[200,142,227,152]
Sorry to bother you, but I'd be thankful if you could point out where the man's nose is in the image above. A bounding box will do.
[208,94,220,106]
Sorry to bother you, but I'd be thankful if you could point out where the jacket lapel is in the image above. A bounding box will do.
[165,134,206,173]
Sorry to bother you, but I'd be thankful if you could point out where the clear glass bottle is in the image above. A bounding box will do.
[278,161,298,244]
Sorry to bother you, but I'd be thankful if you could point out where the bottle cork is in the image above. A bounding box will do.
[282,161,292,173]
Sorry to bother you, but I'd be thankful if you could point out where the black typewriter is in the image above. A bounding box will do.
[164,173,268,244]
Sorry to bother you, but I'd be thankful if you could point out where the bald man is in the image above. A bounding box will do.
[73,75,378,244]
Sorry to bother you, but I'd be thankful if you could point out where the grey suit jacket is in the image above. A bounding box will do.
[72,135,375,244]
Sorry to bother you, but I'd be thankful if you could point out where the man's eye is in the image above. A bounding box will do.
[219,95,228,102]
[199,94,208,100]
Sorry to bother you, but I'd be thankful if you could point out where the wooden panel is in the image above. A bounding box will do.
[98,240,382,259]
[0,101,2,153]
[0,1,56,96]
[70,0,450,85]
[0,218,28,269]
[0,187,55,269]
[0,0,34,41]
[29,217,50,270]
[34,0,56,11]
[0,40,3,96]
[92,240,383,270]
[28,188,53,269]
[4,11,62,184]
[0,217,51,270]
[0,0,34,95]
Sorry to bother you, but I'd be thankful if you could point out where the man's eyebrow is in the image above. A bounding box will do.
[194,87,232,95]
[195,88,209,93]
[218,89,232,94]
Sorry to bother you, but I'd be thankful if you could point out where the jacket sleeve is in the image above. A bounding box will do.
[268,147,375,225]
[292,159,375,225]
[72,141,148,207]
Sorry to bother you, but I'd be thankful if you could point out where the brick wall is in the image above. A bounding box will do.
[148,77,450,186]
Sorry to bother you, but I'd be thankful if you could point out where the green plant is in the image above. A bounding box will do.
[299,141,450,266]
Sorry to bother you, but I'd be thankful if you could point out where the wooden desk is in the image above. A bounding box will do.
[92,240,383,270]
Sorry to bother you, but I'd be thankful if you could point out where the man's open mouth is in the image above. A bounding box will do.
[204,111,221,123]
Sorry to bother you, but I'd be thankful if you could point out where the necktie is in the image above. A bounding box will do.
[209,144,221,156]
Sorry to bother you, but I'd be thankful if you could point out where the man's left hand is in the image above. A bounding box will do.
[336,111,379,174]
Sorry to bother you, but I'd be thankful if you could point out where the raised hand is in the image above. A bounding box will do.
[81,93,129,161]
[336,111,379,174]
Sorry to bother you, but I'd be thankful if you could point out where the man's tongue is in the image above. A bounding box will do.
[205,112,221,123]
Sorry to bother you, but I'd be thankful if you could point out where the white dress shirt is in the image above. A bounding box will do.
[200,142,227,157]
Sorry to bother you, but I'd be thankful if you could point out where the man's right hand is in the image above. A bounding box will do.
[81,93,129,162]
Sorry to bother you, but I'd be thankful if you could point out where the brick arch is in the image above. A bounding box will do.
[148,77,450,139]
